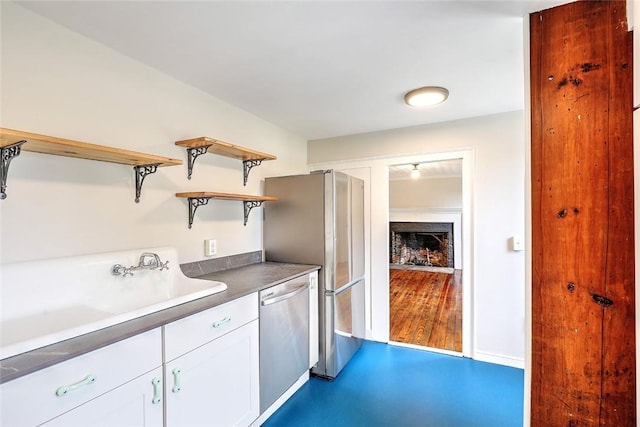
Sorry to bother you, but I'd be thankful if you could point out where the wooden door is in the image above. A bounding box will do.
[530,1,635,426]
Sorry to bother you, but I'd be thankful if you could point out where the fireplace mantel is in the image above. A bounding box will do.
[390,221,453,234]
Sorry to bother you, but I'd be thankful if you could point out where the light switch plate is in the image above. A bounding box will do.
[509,236,523,252]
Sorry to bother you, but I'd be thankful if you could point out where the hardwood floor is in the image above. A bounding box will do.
[389,268,462,352]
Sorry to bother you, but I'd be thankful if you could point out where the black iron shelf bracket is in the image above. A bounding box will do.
[186,145,212,180]
[243,159,264,186]
[187,197,210,229]
[243,200,263,226]
[1,140,26,200]
[134,163,160,203]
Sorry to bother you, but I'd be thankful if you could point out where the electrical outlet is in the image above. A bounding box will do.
[204,239,217,257]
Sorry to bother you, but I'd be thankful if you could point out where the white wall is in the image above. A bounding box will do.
[389,177,462,210]
[308,111,526,367]
[0,3,308,265]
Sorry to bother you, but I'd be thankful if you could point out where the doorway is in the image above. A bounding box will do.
[388,159,463,353]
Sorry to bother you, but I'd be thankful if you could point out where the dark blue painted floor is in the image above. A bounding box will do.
[262,341,524,427]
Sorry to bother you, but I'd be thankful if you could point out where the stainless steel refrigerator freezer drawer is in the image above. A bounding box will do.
[317,278,365,379]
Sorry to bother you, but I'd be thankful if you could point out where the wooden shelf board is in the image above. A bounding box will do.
[175,192,277,202]
[1,128,182,167]
[175,137,276,161]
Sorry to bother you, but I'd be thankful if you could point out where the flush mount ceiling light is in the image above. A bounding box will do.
[411,163,420,179]
[404,86,449,107]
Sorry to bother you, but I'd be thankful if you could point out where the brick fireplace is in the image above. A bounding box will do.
[389,222,454,268]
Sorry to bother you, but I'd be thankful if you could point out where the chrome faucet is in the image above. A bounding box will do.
[139,252,163,270]
[111,252,169,277]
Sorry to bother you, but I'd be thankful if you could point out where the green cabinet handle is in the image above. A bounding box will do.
[172,368,182,393]
[55,374,96,397]
[151,377,162,404]
[212,316,231,328]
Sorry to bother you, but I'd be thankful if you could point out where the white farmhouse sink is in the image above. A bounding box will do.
[0,247,226,359]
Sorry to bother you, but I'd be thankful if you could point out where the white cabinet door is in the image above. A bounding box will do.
[165,319,259,427]
[41,367,163,427]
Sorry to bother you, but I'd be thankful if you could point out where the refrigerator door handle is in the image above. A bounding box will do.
[333,279,360,295]
[261,283,309,306]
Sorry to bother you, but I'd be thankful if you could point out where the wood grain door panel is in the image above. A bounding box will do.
[530,1,635,426]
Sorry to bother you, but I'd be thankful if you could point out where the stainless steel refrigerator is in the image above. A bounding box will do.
[264,170,365,379]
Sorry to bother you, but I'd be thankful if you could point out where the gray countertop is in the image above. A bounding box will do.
[0,261,319,384]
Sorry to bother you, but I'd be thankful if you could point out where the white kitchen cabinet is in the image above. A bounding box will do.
[41,367,163,427]
[0,328,162,427]
[164,293,258,362]
[163,293,260,427]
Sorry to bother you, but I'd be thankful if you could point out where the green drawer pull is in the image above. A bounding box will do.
[212,316,231,328]
[151,377,162,404]
[172,368,182,393]
[55,374,96,397]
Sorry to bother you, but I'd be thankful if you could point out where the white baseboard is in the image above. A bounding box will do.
[474,350,524,369]
[389,340,463,358]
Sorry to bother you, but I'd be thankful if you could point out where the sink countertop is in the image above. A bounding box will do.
[0,261,319,384]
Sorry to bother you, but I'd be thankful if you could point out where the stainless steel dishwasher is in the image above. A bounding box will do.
[259,275,309,413]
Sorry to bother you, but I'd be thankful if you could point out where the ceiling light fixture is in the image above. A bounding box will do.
[404,86,449,107]
[411,163,420,179]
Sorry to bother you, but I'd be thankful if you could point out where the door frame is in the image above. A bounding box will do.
[387,158,465,356]
[309,148,474,359]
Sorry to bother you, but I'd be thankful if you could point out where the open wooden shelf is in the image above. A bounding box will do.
[175,137,276,183]
[175,192,277,228]
[175,138,276,162]
[0,127,182,202]
[175,192,277,202]
[1,128,182,167]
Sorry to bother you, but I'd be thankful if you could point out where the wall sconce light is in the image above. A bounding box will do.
[404,86,449,107]
[411,163,420,179]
